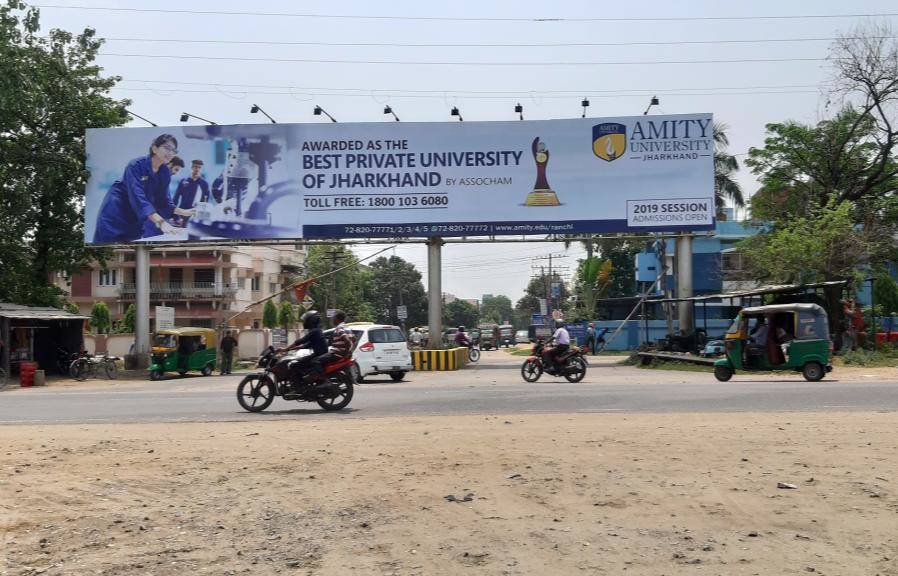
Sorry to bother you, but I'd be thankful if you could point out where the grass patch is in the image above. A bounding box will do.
[635,359,713,373]
[837,346,898,367]
[504,347,631,357]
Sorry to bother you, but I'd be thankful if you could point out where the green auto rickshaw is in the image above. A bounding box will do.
[478,323,498,350]
[149,327,218,380]
[713,303,832,382]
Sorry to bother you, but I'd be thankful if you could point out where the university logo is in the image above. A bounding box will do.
[592,123,627,162]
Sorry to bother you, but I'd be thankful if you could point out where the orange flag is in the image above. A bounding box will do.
[292,278,315,302]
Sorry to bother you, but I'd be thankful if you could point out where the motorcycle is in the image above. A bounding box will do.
[70,351,120,381]
[237,346,355,413]
[520,339,587,383]
[467,341,481,362]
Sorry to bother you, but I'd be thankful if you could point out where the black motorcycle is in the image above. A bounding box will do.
[520,338,588,383]
[236,346,354,413]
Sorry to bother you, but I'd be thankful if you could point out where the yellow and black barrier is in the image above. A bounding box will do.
[412,347,470,371]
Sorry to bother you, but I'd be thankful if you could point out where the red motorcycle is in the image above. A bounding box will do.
[237,346,354,412]
[520,338,587,383]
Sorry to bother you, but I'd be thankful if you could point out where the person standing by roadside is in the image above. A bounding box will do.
[585,323,596,355]
[220,331,238,375]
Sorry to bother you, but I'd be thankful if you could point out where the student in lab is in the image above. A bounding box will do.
[172,159,210,226]
[92,134,195,243]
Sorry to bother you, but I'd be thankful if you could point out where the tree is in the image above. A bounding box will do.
[515,272,571,321]
[304,245,375,322]
[480,294,514,326]
[89,301,110,334]
[443,299,479,329]
[713,123,744,214]
[0,2,127,306]
[63,302,80,315]
[367,255,427,327]
[872,273,898,316]
[262,299,279,329]
[573,257,612,320]
[278,300,296,330]
[120,303,136,333]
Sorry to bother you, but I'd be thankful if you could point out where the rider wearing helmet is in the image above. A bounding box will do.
[284,310,329,386]
[454,326,471,347]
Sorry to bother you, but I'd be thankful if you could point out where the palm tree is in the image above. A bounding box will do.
[714,123,744,216]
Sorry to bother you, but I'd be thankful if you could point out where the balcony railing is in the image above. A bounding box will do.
[118,282,238,300]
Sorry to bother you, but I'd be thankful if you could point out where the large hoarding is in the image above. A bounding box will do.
[84,114,714,244]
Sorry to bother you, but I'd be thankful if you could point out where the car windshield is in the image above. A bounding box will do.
[368,328,405,343]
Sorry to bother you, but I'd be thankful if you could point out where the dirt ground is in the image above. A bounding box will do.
[2,412,897,576]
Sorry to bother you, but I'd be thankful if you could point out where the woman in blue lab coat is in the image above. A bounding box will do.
[92,134,196,243]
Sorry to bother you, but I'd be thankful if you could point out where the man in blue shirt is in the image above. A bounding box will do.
[172,160,210,226]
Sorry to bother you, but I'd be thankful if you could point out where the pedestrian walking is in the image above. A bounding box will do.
[585,323,596,355]
[220,331,238,375]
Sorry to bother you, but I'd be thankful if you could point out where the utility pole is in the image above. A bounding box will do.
[532,253,568,320]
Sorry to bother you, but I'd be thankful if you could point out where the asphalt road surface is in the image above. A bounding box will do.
[1,352,896,425]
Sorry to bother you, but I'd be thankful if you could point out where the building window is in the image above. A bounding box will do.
[237,277,246,289]
[251,275,261,292]
[194,268,214,284]
[721,252,743,272]
[98,269,117,286]
[269,282,278,295]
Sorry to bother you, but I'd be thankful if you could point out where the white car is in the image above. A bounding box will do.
[327,323,413,383]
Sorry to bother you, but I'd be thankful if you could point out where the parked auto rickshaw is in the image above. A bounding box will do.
[713,303,832,382]
[478,323,499,350]
[149,327,218,380]
[498,324,515,347]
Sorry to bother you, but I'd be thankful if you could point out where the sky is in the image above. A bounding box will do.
[31,0,898,303]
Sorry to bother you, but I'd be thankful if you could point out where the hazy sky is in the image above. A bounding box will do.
[33,0,898,302]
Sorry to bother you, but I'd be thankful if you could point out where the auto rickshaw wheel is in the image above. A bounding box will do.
[713,366,733,382]
[802,362,824,382]
[150,369,164,381]
[178,369,187,376]
[201,364,213,376]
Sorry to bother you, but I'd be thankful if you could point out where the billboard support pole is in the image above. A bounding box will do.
[427,237,443,347]
[135,245,151,365]
[676,233,694,336]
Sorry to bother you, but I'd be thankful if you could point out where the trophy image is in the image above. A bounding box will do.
[524,136,560,206]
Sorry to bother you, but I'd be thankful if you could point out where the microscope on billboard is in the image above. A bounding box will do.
[181,125,300,240]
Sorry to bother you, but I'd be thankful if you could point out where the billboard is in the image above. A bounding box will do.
[84,114,714,244]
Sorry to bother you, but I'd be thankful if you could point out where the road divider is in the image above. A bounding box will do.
[411,348,469,371]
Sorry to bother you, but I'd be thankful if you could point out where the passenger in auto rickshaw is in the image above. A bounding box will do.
[746,313,793,366]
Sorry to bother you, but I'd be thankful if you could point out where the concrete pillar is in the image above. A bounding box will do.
[427,237,443,348]
[676,233,694,336]
[135,245,151,363]
[1,317,9,377]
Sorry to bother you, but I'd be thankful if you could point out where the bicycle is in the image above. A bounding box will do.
[70,353,119,381]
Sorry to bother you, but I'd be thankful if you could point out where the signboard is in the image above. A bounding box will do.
[84,114,714,243]
[551,282,561,298]
[396,305,408,320]
[270,328,288,349]
[301,297,314,309]
[326,308,337,318]
[538,298,548,316]
[155,306,174,330]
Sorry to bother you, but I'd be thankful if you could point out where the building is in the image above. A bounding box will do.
[59,245,306,331]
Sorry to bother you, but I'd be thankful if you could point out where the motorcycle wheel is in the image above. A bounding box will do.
[563,357,587,383]
[70,359,88,381]
[521,359,542,382]
[317,371,354,411]
[468,348,481,362]
[237,375,275,413]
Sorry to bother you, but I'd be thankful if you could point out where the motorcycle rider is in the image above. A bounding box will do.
[283,310,328,388]
[543,319,570,374]
[454,326,471,347]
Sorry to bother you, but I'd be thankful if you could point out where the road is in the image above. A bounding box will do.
[1,351,896,424]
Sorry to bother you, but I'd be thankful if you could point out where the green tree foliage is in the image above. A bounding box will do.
[514,273,570,322]
[443,299,479,329]
[573,257,612,320]
[278,300,296,330]
[367,255,427,327]
[872,273,898,315]
[262,299,279,329]
[89,301,110,334]
[0,2,127,306]
[119,303,136,333]
[713,123,744,214]
[63,302,80,315]
[304,245,374,322]
[480,294,514,326]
